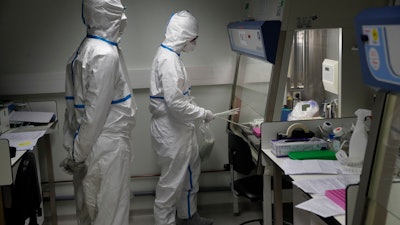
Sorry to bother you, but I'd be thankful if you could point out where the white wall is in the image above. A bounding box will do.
[0,0,247,202]
[0,0,246,94]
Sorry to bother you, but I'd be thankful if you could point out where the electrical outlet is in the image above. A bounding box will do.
[293,91,301,100]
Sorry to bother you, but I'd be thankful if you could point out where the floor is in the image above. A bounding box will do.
[43,200,293,225]
[47,203,263,225]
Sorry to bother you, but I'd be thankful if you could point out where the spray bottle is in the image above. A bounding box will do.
[347,109,372,166]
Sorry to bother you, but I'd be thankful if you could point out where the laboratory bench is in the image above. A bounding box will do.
[0,122,58,225]
[260,117,357,225]
[262,149,345,225]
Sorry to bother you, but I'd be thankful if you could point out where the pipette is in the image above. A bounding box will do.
[213,108,240,117]
[215,115,248,129]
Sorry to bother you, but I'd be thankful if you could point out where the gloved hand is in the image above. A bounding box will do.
[204,110,215,123]
[60,157,87,177]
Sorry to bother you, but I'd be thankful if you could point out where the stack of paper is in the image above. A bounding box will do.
[293,175,360,194]
[282,159,341,175]
[293,175,360,218]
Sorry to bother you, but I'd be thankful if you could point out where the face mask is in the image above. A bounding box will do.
[117,13,127,42]
[182,39,196,53]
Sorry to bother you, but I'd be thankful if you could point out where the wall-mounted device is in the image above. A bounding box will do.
[322,59,339,94]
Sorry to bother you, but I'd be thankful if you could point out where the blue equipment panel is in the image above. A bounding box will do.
[227,20,281,64]
[355,6,400,92]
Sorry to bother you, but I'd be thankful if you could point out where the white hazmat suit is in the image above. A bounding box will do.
[149,10,214,225]
[62,0,137,224]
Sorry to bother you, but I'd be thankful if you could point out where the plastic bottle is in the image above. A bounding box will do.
[348,109,372,164]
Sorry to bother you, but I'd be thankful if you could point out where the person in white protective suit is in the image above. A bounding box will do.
[149,10,215,225]
[61,0,137,224]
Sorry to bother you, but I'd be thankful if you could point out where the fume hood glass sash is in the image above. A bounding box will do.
[229,53,273,125]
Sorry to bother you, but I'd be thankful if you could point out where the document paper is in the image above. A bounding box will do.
[0,130,46,150]
[296,196,345,218]
[292,175,360,194]
[282,159,341,175]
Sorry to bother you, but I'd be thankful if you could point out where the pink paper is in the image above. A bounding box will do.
[325,188,346,210]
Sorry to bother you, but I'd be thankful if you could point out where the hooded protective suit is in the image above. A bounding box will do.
[63,0,136,224]
[149,10,214,225]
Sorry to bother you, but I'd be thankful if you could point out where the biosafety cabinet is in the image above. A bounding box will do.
[352,6,400,225]
[228,0,388,126]
[226,1,392,225]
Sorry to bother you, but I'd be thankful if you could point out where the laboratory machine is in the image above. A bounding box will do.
[352,5,400,225]
[225,1,389,225]
[228,0,388,127]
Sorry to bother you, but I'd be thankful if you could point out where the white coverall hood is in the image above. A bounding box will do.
[83,0,126,43]
[63,1,136,224]
[162,10,199,53]
[149,10,210,225]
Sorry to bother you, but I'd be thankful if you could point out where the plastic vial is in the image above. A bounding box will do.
[321,121,333,141]
[332,127,345,152]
